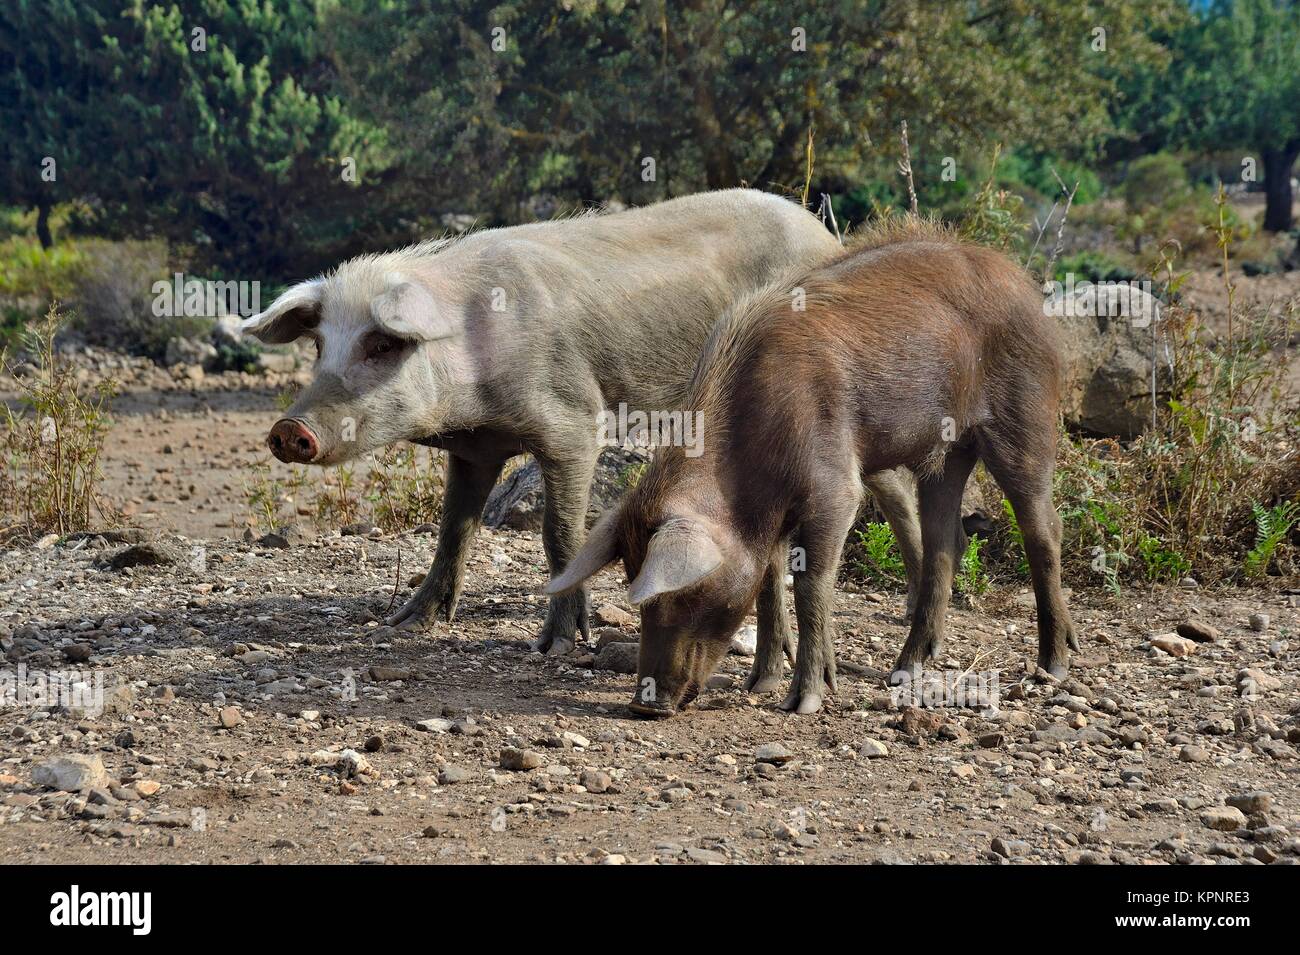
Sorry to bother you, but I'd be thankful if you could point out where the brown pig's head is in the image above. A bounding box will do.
[242,265,474,465]
[545,497,762,718]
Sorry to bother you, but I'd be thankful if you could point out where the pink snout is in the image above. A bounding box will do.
[267,418,319,464]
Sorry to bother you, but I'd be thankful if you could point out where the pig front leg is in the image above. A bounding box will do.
[531,451,598,655]
[744,544,795,694]
[387,452,506,631]
[781,495,861,715]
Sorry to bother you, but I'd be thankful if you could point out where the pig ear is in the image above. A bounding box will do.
[627,518,723,606]
[242,279,324,344]
[371,276,458,341]
[543,507,623,596]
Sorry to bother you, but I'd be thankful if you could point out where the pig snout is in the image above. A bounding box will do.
[627,632,730,719]
[267,418,320,464]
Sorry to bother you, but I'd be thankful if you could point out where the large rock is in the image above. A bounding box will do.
[32,754,109,791]
[1048,280,1168,438]
[163,336,218,368]
[483,447,647,531]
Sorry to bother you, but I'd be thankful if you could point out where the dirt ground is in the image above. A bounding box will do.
[2,266,1299,865]
[2,520,1298,865]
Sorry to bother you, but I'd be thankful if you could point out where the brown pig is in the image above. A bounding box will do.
[546,218,1079,716]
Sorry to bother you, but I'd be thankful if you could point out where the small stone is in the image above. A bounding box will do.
[299,710,321,722]
[1199,806,1247,832]
[1226,792,1272,815]
[595,603,636,628]
[729,624,757,656]
[977,732,1005,748]
[363,734,383,753]
[859,738,889,759]
[1151,634,1197,657]
[32,754,109,792]
[500,747,545,771]
[217,706,242,729]
[1176,620,1219,643]
[1248,613,1270,633]
[580,769,613,793]
[754,742,794,765]
[1179,744,1210,763]
[338,749,375,778]
[593,641,639,674]
[62,643,93,663]
[438,765,472,785]
[102,542,178,571]
[991,836,1028,859]
[134,780,161,797]
[416,718,453,733]
[368,666,415,682]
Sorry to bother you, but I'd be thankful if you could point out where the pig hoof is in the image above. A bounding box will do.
[778,690,824,715]
[531,632,576,655]
[888,663,921,686]
[628,698,676,719]
[1035,661,1069,681]
[743,673,783,694]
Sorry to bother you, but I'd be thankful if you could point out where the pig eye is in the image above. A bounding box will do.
[364,333,402,361]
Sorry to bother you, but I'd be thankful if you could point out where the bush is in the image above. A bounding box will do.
[67,239,210,359]
[1122,153,1189,213]
[1,305,117,537]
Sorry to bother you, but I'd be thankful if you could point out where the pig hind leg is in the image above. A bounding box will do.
[890,447,977,683]
[864,466,923,619]
[978,425,1078,678]
[745,542,796,694]
[781,493,860,715]
[388,453,506,630]
[531,450,599,655]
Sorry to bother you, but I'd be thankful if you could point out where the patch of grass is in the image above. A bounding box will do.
[0,304,118,536]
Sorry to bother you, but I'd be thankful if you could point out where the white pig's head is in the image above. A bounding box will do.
[243,255,478,466]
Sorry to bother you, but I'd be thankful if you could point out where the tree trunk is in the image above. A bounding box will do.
[1261,144,1298,233]
[35,200,53,249]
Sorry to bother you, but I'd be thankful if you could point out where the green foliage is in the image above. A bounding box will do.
[853,522,906,586]
[955,535,991,596]
[1137,533,1192,582]
[1122,153,1189,212]
[1244,501,1299,578]
[1116,0,1300,234]
[326,0,1175,217]
[0,0,397,278]
[999,499,1030,578]
[1052,250,1141,284]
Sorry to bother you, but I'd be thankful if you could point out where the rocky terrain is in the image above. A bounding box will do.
[1,519,1297,864]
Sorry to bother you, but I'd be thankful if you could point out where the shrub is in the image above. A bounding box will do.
[67,239,210,359]
[1,305,117,536]
[849,522,907,587]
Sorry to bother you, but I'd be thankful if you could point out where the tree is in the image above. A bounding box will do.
[0,0,397,278]
[1157,0,1300,233]
[323,0,1176,219]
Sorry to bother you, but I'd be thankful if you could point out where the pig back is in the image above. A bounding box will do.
[445,190,840,417]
